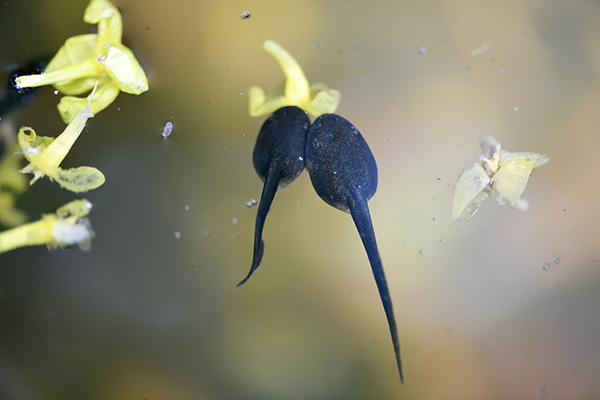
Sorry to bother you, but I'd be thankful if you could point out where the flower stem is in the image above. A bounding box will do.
[16,60,102,89]
[0,217,55,253]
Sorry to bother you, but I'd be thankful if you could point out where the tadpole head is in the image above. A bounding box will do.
[252,106,310,187]
[306,113,377,211]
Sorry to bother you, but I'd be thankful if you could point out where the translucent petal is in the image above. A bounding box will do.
[46,34,98,73]
[452,161,491,221]
[491,152,550,206]
[101,45,149,95]
[58,81,119,123]
[53,166,106,193]
[308,88,341,117]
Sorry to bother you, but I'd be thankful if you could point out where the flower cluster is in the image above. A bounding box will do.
[15,0,148,123]
[452,135,550,222]
[248,40,340,118]
[0,0,148,253]
[18,83,105,193]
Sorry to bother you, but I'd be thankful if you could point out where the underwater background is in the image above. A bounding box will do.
[1,0,599,398]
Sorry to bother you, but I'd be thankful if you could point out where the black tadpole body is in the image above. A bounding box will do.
[237,106,310,287]
[305,113,403,383]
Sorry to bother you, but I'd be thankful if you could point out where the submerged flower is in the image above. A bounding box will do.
[15,0,148,123]
[0,199,94,254]
[452,135,549,222]
[248,40,341,118]
[18,85,105,193]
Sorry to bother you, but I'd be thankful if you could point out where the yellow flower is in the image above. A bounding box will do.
[0,199,94,254]
[15,0,148,123]
[452,135,549,222]
[248,40,341,118]
[0,142,29,227]
[18,85,105,193]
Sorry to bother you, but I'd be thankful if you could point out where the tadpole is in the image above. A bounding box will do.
[305,113,403,383]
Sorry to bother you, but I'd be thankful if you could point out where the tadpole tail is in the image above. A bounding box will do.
[349,194,404,383]
[236,170,280,288]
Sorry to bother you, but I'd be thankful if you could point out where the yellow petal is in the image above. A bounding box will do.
[100,45,149,94]
[263,40,310,106]
[249,40,340,118]
[46,34,98,74]
[53,166,106,193]
[308,88,341,117]
[57,81,120,123]
[491,151,549,206]
[452,161,491,221]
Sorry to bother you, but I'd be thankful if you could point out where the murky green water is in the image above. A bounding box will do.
[1,0,599,398]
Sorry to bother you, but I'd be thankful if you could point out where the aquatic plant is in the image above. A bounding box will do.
[15,0,148,123]
[452,135,549,221]
[18,84,105,193]
[248,40,340,118]
[0,199,94,253]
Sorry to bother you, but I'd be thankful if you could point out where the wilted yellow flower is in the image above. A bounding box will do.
[452,135,549,222]
[18,86,105,193]
[15,0,148,123]
[248,40,341,118]
[0,142,29,227]
[0,199,94,254]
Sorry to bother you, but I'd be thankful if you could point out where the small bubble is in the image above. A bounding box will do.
[432,217,437,221]
[204,230,211,236]
[174,231,181,239]
[246,198,258,207]
[554,258,560,265]
[419,249,425,256]
[232,217,238,225]
[542,263,549,270]
[184,205,190,211]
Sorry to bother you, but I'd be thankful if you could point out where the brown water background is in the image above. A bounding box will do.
[1,1,599,398]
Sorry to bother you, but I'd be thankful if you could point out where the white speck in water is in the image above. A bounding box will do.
[419,249,425,256]
[174,231,181,239]
[162,121,173,138]
[204,230,211,236]
[53,90,59,95]
[513,107,519,111]
[232,217,238,225]
[470,42,489,56]
[246,198,258,207]
[543,263,550,270]
[184,205,190,211]
[363,75,367,79]
[432,217,437,222]
[554,258,560,265]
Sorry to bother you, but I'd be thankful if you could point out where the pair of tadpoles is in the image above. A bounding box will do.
[236,98,404,381]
